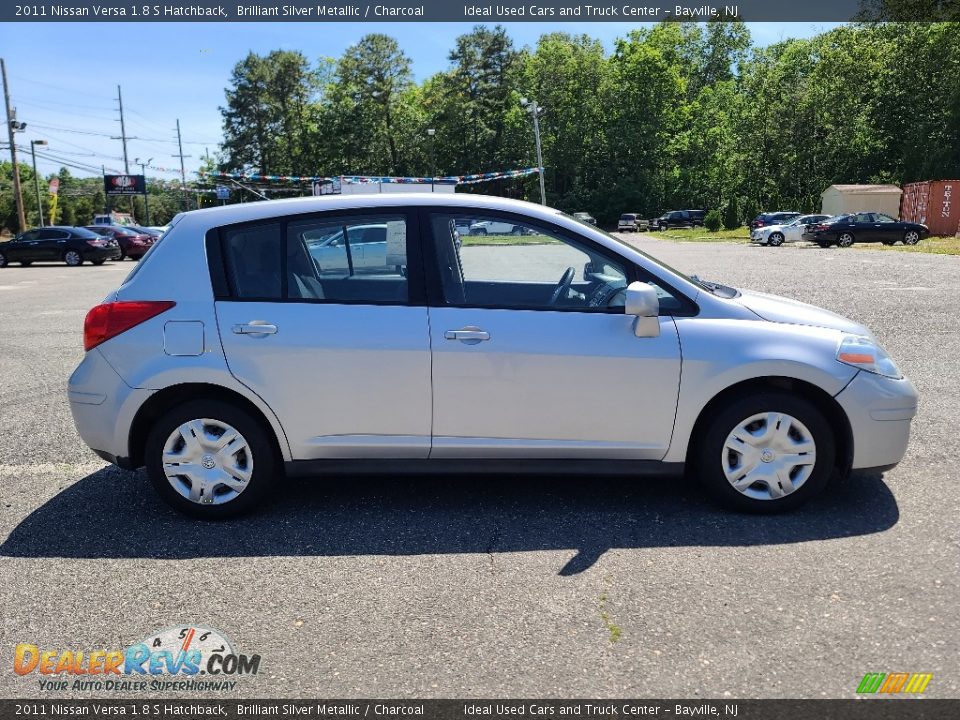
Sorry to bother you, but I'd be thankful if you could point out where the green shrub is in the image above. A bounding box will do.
[704,209,723,232]
[723,199,740,230]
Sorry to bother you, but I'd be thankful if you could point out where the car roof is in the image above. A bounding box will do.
[175,193,558,229]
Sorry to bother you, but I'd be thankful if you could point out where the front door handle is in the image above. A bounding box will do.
[232,322,277,336]
[444,327,490,344]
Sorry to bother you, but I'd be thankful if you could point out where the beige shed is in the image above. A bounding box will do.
[820,184,903,218]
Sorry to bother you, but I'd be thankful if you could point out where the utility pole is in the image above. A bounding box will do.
[115,85,130,173]
[2,58,27,231]
[135,157,152,225]
[520,97,546,205]
[174,119,190,210]
[30,139,47,226]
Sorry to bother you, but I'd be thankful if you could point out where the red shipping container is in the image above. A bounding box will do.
[900,180,960,236]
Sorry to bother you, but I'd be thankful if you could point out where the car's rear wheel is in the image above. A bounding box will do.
[694,391,835,513]
[64,250,83,266]
[837,232,855,248]
[903,230,921,245]
[768,232,785,247]
[0,251,7,268]
[118,251,127,261]
[145,400,277,519]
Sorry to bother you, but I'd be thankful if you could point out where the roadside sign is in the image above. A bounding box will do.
[48,178,60,195]
[215,185,230,200]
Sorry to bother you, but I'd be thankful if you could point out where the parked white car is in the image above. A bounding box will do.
[751,214,831,246]
[68,194,917,519]
[468,219,526,235]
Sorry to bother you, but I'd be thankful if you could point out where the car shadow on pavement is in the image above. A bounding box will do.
[0,466,899,575]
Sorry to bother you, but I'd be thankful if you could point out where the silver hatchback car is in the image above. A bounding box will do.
[69,194,918,518]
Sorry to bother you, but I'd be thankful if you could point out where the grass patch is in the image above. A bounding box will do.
[649,227,750,242]
[598,592,622,644]
[852,236,960,255]
[460,234,560,246]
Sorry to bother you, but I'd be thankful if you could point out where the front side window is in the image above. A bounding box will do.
[429,212,635,312]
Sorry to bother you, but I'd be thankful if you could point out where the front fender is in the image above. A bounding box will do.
[664,318,856,463]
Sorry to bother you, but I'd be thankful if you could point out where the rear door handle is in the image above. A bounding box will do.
[232,322,277,336]
[444,327,490,344]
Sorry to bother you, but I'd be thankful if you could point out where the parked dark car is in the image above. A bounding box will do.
[0,226,121,267]
[84,225,156,260]
[809,212,930,248]
[126,224,164,239]
[651,210,705,231]
[750,211,801,230]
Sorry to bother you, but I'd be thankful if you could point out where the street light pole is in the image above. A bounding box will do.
[426,128,436,189]
[30,139,47,226]
[520,97,546,205]
[135,157,152,225]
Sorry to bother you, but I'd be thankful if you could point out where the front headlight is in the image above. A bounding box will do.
[836,335,902,379]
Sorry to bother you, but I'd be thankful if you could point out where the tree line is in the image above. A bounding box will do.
[218,21,960,225]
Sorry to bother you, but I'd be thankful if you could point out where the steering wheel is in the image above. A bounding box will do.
[549,267,576,306]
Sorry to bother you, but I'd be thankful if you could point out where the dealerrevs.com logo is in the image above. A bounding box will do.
[14,625,261,692]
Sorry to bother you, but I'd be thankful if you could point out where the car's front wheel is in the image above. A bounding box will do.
[903,230,921,245]
[694,391,835,513]
[768,232,785,247]
[145,400,277,519]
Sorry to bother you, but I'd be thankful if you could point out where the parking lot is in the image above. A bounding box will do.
[1,236,958,698]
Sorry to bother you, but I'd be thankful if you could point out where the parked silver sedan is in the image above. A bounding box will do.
[68,194,917,518]
[751,214,831,246]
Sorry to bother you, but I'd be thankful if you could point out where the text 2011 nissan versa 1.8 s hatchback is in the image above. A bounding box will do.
[68,195,918,518]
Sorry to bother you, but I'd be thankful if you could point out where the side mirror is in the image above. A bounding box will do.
[624,281,660,338]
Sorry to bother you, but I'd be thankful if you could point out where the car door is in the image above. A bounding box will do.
[213,210,433,460]
[44,228,74,259]
[422,209,683,460]
[872,212,900,242]
[6,230,39,261]
[849,212,876,242]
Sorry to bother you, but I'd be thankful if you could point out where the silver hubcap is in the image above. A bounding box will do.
[722,412,817,501]
[65,251,80,265]
[162,418,253,505]
[905,232,919,244]
[839,234,852,246]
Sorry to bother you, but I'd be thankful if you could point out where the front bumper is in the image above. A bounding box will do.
[835,371,919,470]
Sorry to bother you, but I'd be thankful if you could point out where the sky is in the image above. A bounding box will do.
[1,22,841,180]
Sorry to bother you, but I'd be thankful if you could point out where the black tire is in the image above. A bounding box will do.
[20,260,33,266]
[118,252,127,261]
[768,232,785,247]
[64,250,83,266]
[816,241,831,249]
[91,259,106,266]
[475,228,487,236]
[511,226,523,236]
[837,232,855,248]
[145,399,279,519]
[881,240,895,246]
[693,390,835,513]
[0,251,7,268]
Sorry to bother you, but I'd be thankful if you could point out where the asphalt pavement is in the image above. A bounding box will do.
[0,238,957,699]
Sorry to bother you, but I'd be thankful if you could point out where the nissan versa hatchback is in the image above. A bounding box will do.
[68,194,918,519]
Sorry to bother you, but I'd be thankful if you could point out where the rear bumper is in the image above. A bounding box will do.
[68,348,153,467]
[85,246,122,261]
[835,371,919,470]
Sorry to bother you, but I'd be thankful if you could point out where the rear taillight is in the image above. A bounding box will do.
[83,301,175,351]
[86,239,107,247]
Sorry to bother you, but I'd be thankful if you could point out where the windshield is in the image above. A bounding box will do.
[619,214,635,221]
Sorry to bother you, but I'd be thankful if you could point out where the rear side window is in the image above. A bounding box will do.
[286,214,409,304]
[222,223,282,300]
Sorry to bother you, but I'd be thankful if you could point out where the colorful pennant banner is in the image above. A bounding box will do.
[197,167,542,186]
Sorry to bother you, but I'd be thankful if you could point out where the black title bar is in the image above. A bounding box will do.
[3,699,960,720]
[5,0,960,23]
